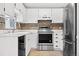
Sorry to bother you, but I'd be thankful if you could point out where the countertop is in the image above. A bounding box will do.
[0,30,38,37]
[0,32,30,37]
[0,30,63,37]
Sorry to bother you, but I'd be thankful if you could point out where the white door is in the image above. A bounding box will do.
[52,8,64,23]
[25,8,38,23]
[31,33,38,49]
[15,9,23,22]
[38,8,51,19]
[26,34,31,55]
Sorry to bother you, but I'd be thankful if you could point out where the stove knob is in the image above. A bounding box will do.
[49,40,51,42]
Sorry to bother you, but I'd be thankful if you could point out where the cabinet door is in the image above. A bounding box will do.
[15,9,23,22]
[5,3,15,17]
[26,34,31,55]
[31,33,38,49]
[52,8,64,23]
[15,3,26,23]
[0,37,18,56]
[38,8,51,19]
[16,3,23,11]
[0,3,4,15]
[25,9,38,23]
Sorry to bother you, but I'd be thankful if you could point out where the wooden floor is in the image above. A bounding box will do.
[28,49,63,56]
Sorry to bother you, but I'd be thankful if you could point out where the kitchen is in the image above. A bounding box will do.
[0,3,78,56]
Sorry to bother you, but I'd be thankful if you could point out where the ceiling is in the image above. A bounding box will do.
[24,3,68,8]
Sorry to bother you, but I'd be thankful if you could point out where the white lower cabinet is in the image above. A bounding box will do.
[0,37,18,56]
[25,9,38,23]
[26,33,38,56]
[26,34,31,55]
[53,30,63,51]
[31,33,38,48]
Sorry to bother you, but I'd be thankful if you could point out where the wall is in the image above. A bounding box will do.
[0,17,5,30]
[77,3,79,56]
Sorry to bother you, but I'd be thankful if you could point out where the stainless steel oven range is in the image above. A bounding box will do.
[38,27,53,50]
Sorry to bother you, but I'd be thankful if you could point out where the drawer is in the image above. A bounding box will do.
[53,43,63,51]
[53,37,63,41]
[53,40,63,51]
[53,33,63,37]
[53,41,60,44]
[59,41,63,46]
[53,39,63,43]
[53,44,60,50]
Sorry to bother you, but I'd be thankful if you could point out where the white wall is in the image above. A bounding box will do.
[77,3,79,56]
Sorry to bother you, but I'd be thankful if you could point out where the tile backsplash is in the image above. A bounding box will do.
[0,22,63,30]
[16,23,63,30]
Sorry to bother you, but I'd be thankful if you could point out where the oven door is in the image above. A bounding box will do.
[39,34,52,43]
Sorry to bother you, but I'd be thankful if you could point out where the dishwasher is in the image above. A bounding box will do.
[18,35,25,56]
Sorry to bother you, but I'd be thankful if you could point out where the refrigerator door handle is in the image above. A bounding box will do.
[63,40,75,44]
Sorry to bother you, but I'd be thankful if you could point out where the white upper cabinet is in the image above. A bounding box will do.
[5,3,15,18]
[24,8,64,23]
[16,3,23,11]
[15,3,26,23]
[15,9,23,22]
[52,8,64,23]
[15,3,25,15]
[25,8,38,23]
[0,3,4,15]
[38,8,51,20]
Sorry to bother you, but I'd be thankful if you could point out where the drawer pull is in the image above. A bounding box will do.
[56,45,58,47]
[56,37,58,38]
[55,41,58,43]
[28,39,30,40]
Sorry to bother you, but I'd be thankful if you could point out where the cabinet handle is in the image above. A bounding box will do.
[4,8,5,11]
[55,41,58,43]
[56,45,58,47]
[56,37,58,38]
